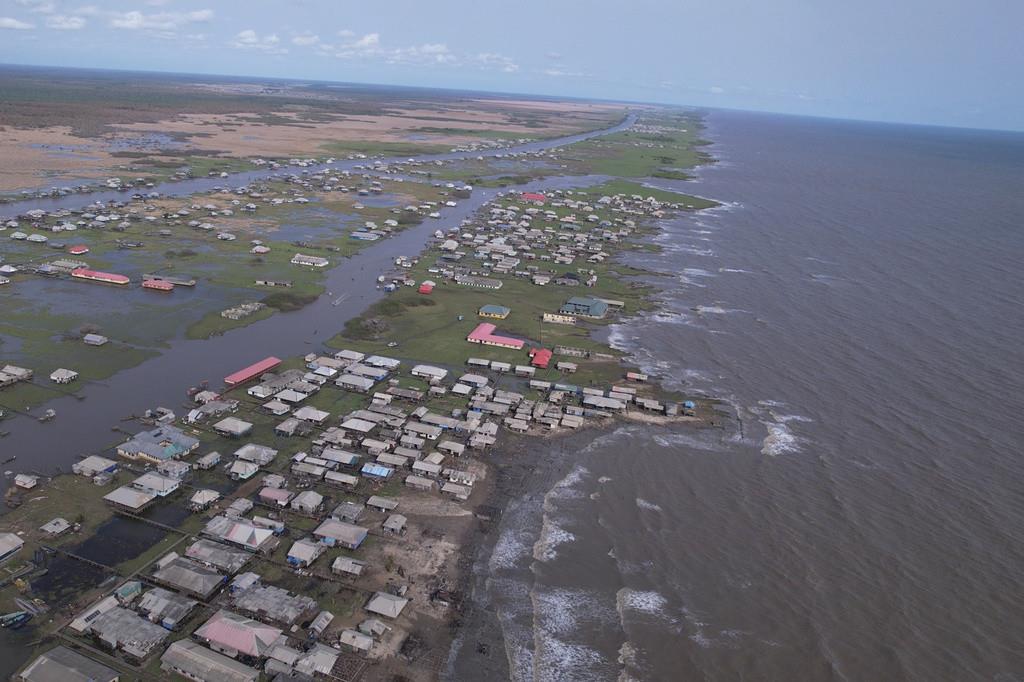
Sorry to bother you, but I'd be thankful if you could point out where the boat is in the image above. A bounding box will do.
[38,409,56,423]
[0,611,32,629]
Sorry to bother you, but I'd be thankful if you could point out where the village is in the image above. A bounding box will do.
[0,179,714,681]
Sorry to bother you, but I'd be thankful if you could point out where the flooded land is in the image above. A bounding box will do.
[0,66,715,681]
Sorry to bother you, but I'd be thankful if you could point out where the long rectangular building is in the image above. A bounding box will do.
[225,356,282,386]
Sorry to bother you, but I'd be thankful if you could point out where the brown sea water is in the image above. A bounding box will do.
[454,111,1024,681]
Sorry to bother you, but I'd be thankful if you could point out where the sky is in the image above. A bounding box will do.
[1,0,1022,131]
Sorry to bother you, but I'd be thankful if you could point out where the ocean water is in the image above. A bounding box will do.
[480,112,1024,681]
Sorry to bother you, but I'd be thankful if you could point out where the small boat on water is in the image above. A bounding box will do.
[0,611,32,629]
[38,409,56,422]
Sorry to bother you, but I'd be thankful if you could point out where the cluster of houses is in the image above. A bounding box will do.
[0,165,468,298]
[424,188,677,295]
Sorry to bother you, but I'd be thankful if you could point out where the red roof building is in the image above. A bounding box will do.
[224,356,282,386]
[466,323,524,350]
[142,279,174,291]
[530,347,553,369]
[418,283,434,294]
[521,192,547,204]
[67,244,90,255]
[70,268,129,285]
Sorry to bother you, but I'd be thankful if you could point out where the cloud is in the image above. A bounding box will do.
[109,9,213,30]
[291,32,319,46]
[351,32,379,49]
[46,14,85,29]
[709,85,725,94]
[73,5,100,16]
[0,17,34,29]
[15,0,54,14]
[546,51,563,60]
[230,29,288,54]
[337,28,354,38]
[325,33,517,71]
[475,52,520,73]
[542,68,584,78]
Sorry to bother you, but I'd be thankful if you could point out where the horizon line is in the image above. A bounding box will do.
[2,60,1022,136]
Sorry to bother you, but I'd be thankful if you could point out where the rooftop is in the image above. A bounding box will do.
[20,645,120,682]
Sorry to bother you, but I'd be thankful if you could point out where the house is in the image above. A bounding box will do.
[117,425,199,464]
[332,557,367,577]
[331,501,365,523]
[39,517,72,536]
[478,304,511,319]
[14,474,38,489]
[230,588,316,625]
[411,364,448,382]
[466,323,524,350]
[224,356,281,387]
[83,333,109,346]
[405,474,436,491]
[103,486,157,512]
[259,487,294,507]
[161,639,258,682]
[454,274,502,289]
[204,516,279,554]
[542,312,576,325]
[193,609,284,660]
[196,451,222,470]
[530,348,553,369]
[325,471,359,489]
[49,368,78,384]
[293,406,330,424]
[151,554,225,600]
[72,455,118,477]
[361,463,394,480]
[313,519,368,549]
[137,587,198,630]
[437,440,466,457]
[441,482,472,500]
[234,443,278,466]
[302,611,332,639]
[365,592,409,619]
[157,460,191,479]
[185,539,251,574]
[132,472,180,497]
[0,532,25,563]
[226,461,258,482]
[336,374,375,393]
[291,490,324,514]
[382,514,407,535]
[20,645,120,682]
[88,607,169,660]
[559,296,608,319]
[358,618,390,637]
[339,629,374,653]
[287,538,324,567]
[366,495,399,512]
[291,253,329,267]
